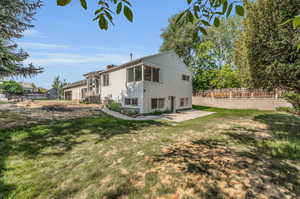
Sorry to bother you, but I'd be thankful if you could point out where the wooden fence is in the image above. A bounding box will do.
[193,88,285,99]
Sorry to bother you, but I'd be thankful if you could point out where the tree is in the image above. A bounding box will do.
[0,0,43,78]
[0,80,24,95]
[52,76,67,99]
[57,0,244,33]
[160,14,243,91]
[192,41,241,90]
[235,0,300,111]
[204,16,243,67]
[160,14,198,65]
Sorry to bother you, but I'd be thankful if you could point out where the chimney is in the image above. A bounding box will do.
[106,64,115,70]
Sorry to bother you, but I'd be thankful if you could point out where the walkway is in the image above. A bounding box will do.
[101,107,214,122]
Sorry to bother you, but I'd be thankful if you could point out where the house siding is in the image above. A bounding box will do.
[63,52,193,113]
[141,52,192,113]
[64,85,86,101]
[100,66,144,112]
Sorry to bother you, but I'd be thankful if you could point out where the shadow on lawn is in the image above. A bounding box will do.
[0,115,165,198]
[153,113,300,198]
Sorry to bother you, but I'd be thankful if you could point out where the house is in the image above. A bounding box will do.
[63,51,192,113]
[47,88,59,100]
[64,80,87,101]
[19,82,37,93]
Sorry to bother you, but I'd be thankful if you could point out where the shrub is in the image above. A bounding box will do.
[0,80,24,94]
[283,92,300,114]
[106,101,121,112]
[276,107,295,114]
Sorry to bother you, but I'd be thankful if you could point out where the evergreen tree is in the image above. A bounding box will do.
[0,0,43,78]
[235,0,300,111]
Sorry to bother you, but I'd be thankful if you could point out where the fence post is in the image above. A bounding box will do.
[229,91,232,100]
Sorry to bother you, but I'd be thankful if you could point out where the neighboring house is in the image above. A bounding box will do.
[64,51,192,113]
[63,80,87,101]
[19,82,37,93]
[47,88,59,99]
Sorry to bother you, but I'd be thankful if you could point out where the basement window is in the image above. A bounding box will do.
[180,97,189,107]
[125,98,138,106]
[151,98,165,109]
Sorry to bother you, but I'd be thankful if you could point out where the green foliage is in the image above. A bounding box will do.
[37,88,47,93]
[204,16,243,67]
[210,64,241,89]
[106,101,122,112]
[52,76,67,99]
[57,0,134,30]
[283,92,300,114]
[276,106,296,114]
[193,64,241,91]
[57,0,244,35]
[191,41,241,90]
[0,80,24,94]
[161,15,243,91]
[160,14,197,65]
[235,0,300,93]
[0,0,43,78]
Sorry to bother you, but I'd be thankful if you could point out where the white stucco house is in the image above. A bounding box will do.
[64,51,192,113]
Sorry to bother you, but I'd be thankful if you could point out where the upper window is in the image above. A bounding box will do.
[103,74,109,86]
[153,68,160,82]
[144,66,160,83]
[182,75,190,81]
[95,79,99,94]
[128,68,134,82]
[135,66,142,81]
[88,79,93,91]
[127,66,142,82]
[144,66,152,81]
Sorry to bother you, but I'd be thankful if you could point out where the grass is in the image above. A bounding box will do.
[0,105,299,198]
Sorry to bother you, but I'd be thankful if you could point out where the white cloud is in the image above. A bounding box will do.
[18,42,70,49]
[25,52,131,66]
[23,29,46,38]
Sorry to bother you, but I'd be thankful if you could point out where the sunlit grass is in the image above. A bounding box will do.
[0,106,299,198]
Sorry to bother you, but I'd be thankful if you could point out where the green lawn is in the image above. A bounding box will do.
[0,106,299,199]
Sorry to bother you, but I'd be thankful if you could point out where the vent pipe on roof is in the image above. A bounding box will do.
[106,64,115,70]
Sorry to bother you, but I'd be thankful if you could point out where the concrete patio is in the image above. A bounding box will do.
[101,107,215,122]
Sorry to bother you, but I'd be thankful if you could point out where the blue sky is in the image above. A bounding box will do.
[15,0,189,89]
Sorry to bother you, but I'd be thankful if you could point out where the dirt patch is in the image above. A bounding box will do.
[0,101,103,129]
[148,140,298,199]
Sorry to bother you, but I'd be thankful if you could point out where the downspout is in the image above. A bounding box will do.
[141,63,144,114]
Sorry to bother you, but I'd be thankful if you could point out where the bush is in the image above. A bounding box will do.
[142,110,170,116]
[0,80,24,94]
[283,92,300,114]
[276,107,295,113]
[106,101,121,112]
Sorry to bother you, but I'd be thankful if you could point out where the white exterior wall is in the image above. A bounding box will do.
[83,52,192,113]
[141,52,192,113]
[100,66,144,111]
